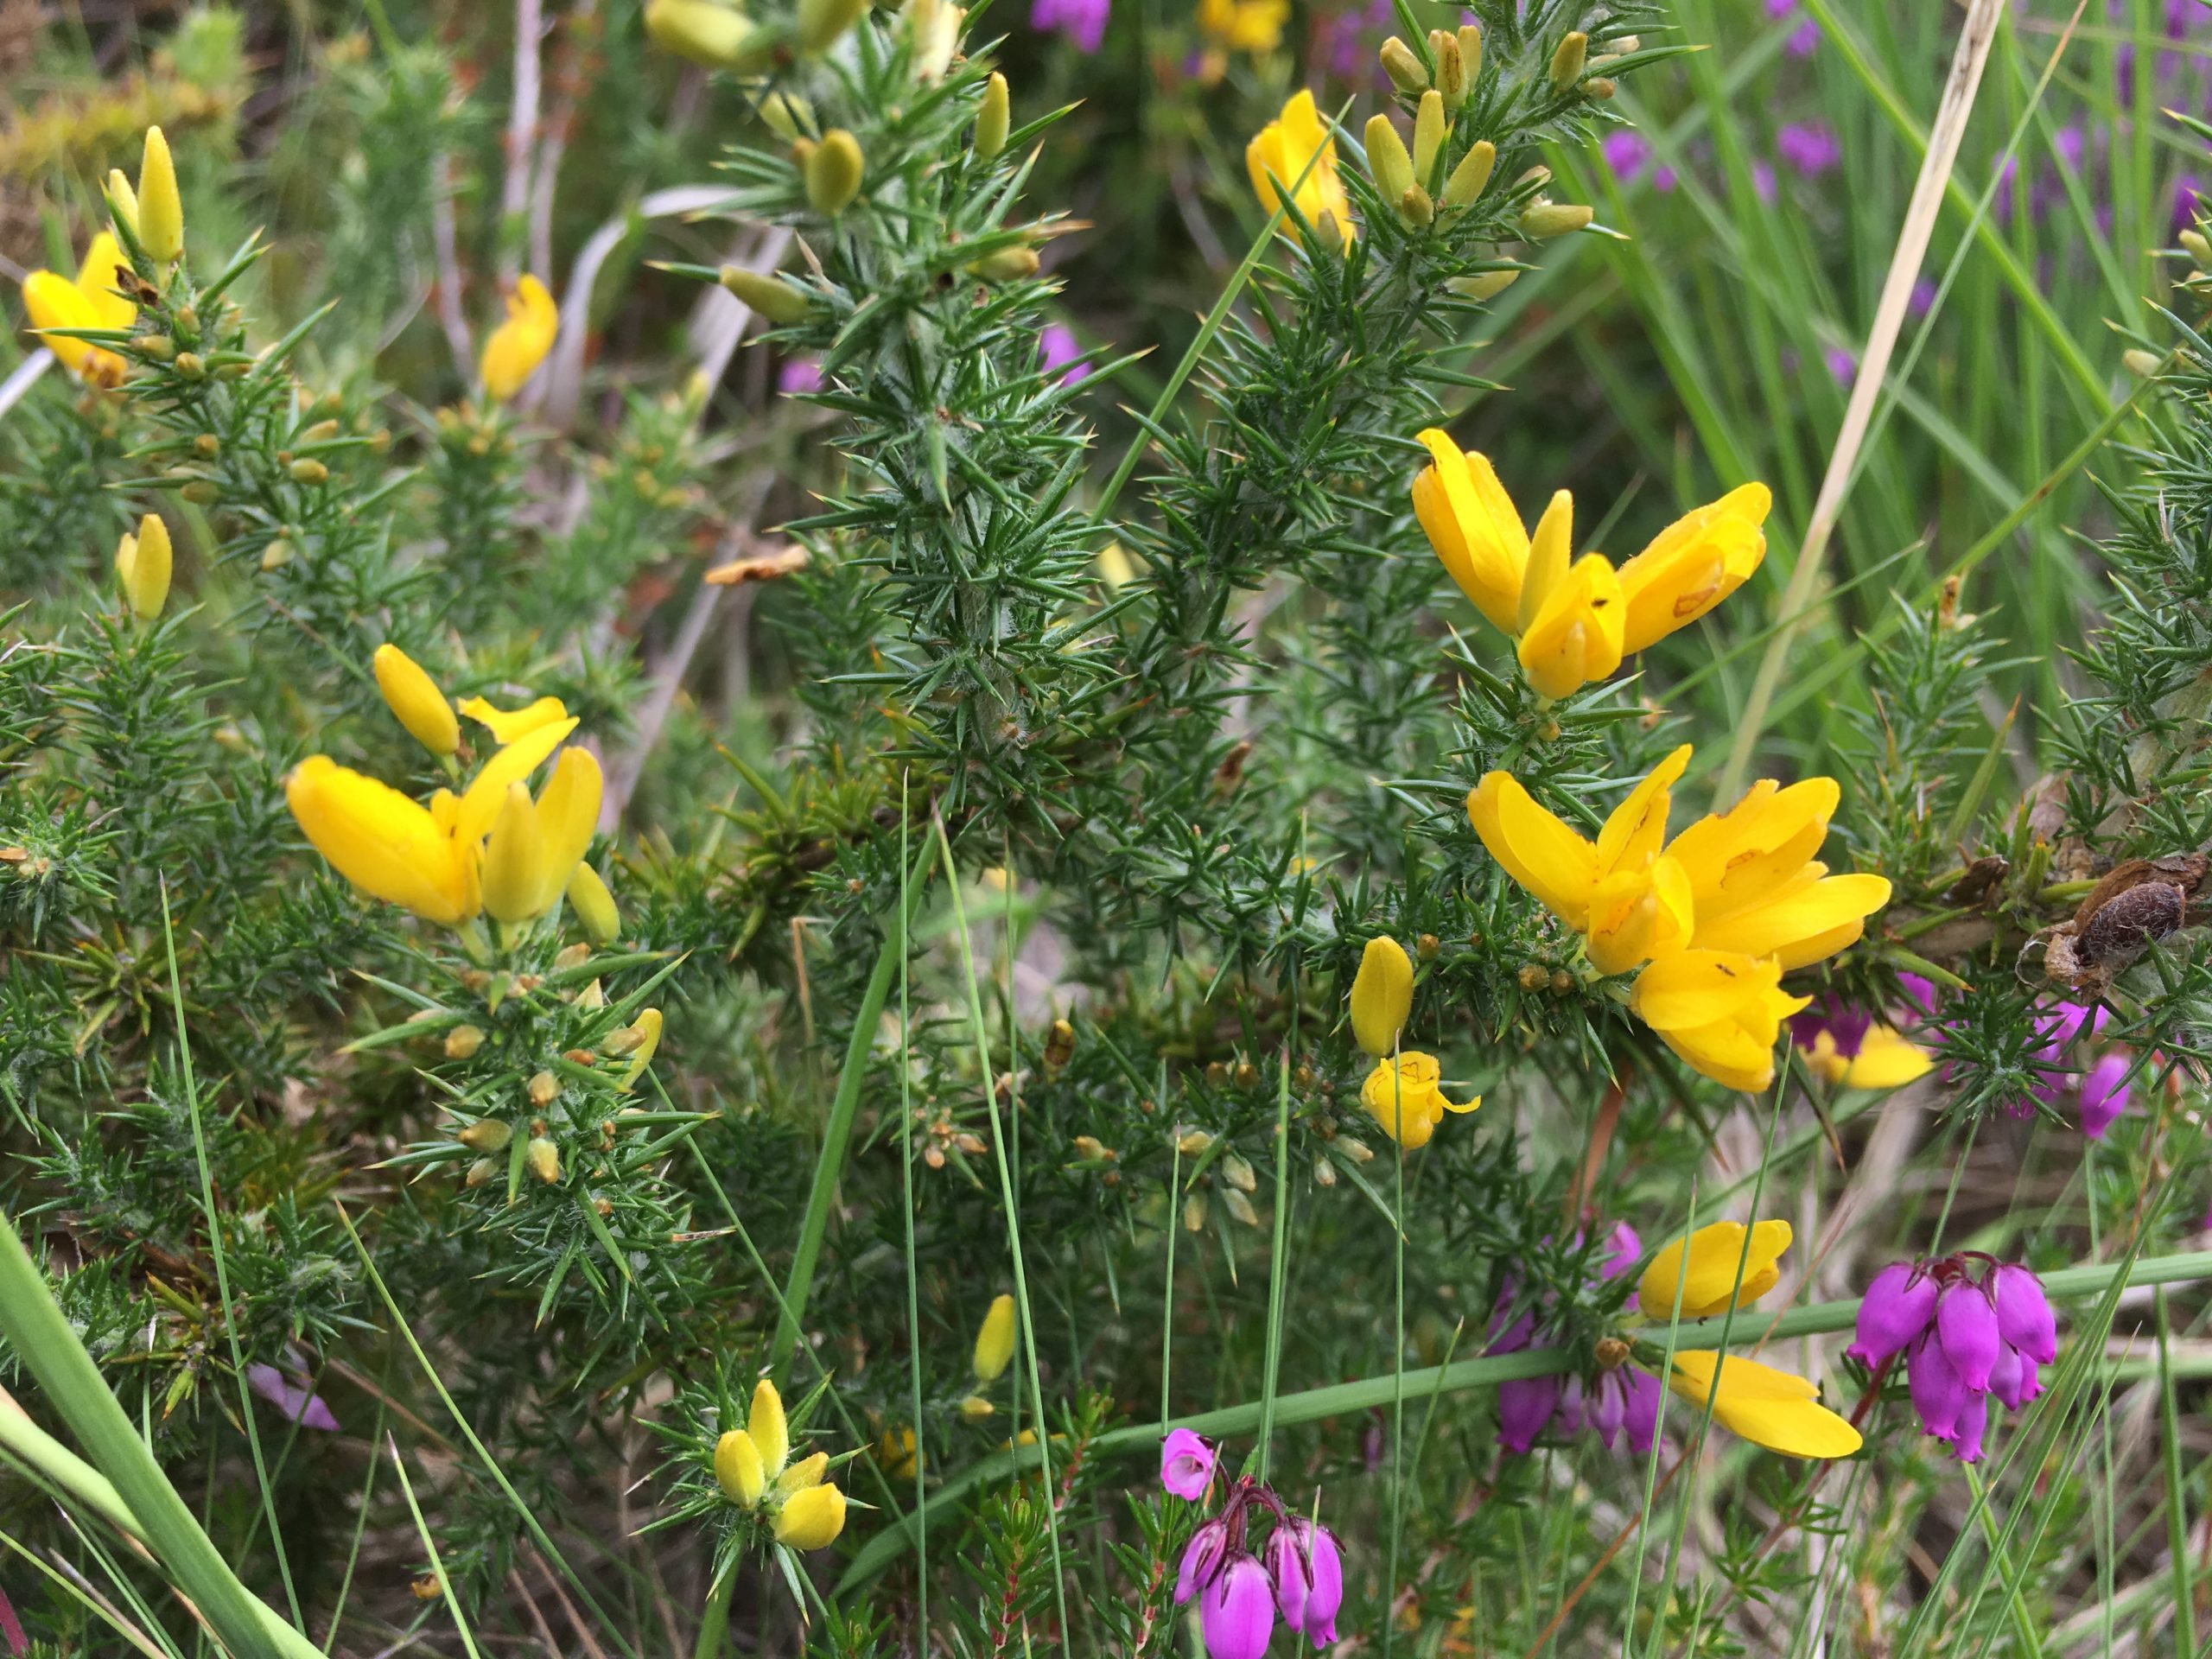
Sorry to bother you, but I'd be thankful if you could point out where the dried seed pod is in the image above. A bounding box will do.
[2077,880,2186,970]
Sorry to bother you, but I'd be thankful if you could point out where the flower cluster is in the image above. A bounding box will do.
[1413,439,1772,700]
[1163,1434,1344,1659]
[1346,936,1480,1147]
[1849,1255,2056,1464]
[1470,746,1891,1090]
[17,126,171,387]
[285,646,612,940]
[1490,1223,1662,1454]
[714,1380,849,1549]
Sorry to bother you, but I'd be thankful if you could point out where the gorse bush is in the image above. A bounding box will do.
[5,1,2212,1656]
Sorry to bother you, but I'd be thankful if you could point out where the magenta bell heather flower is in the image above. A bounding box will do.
[1200,1555,1276,1659]
[1160,1428,1217,1500]
[1176,1516,1231,1603]
[1032,0,1109,52]
[1859,1255,2055,1463]
[1039,322,1091,387]
[2079,1051,2133,1139]
[1264,1516,1344,1647]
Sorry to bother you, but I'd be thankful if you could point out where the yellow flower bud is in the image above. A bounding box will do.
[976,72,1010,161]
[715,1429,766,1503]
[772,1481,846,1549]
[805,130,864,215]
[1459,22,1482,82]
[1364,114,1414,210]
[619,1007,663,1090]
[1430,29,1466,106]
[106,170,140,239]
[907,0,963,80]
[457,1118,511,1153]
[1349,936,1414,1058]
[1221,1188,1260,1227]
[116,513,172,620]
[747,1379,789,1475]
[719,265,813,325]
[797,0,867,52]
[444,1024,485,1059]
[1411,91,1446,185]
[137,126,183,266]
[1520,200,1592,238]
[973,1293,1016,1382]
[372,644,459,757]
[1442,138,1495,209]
[1378,35,1428,92]
[524,1136,560,1184]
[568,861,620,946]
[1448,269,1520,302]
[2183,228,2212,270]
[1548,29,1587,93]
[958,1393,995,1420]
[2124,347,2165,380]
[968,245,1039,283]
[757,90,814,141]
[1183,1191,1208,1230]
[645,0,764,69]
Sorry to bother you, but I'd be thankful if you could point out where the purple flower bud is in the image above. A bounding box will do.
[1496,1375,1561,1454]
[2079,1052,2133,1140]
[1265,1518,1344,1647]
[1160,1429,1217,1501]
[1175,1517,1230,1605]
[1987,1340,2033,1410]
[1936,1280,2000,1392]
[1554,1375,1586,1438]
[1599,1220,1642,1279]
[1199,1554,1276,1659]
[1907,1330,1967,1441]
[246,1363,340,1431]
[1992,1263,2057,1364]
[1953,1392,1991,1464]
[1847,1262,1939,1369]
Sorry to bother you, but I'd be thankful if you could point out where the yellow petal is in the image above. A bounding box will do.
[480,782,543,925]
[455,717,578,847]
[286,757,476,925]
[1410,432,1526,632]
[481,274,559,402]
[1841,1025,1935,1090]
[1668,1351,1862,1459]
[1246,90,1354,242]
[1630,949,1783,1032]
[714,1429,765,1504]
[1350,935,1414,1058]
[973,1293,1017,1382]
[772,1482,847,1549]
[775,1450,829,1494]
[73,232,137,331]
[748,1379,789,1476]
[373,645,460,757]
[22,270,116,383]
[1515,552,1624,700]
[569,861,621,946]
[1615,483,1771,653]
[1516,489,1574,634]
[1586,855,1694,976]
[120,512,171,620]
[1691,869,1892,971]
[459,694,571,746]
[1594,744,1691,876]
[528,747,604,914]
[1466,772,1599,929]
[1666,777,1839,925]
[1637,1218,1793,1320]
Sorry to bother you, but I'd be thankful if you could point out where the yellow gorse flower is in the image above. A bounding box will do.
[1349,935,1414,1058]
[480,275,559,403]
[286,656,601,931]
[1666,1351,1862,1459]
[714,1379,847,1549]
[21,230,137,387]
[373,645,461,758]
[1359,1052,1479,1149]
[1805,1021,1933,1089]
[1637,1218,1792,1319]
[1469,745,1891,1090]
[1412,433,1772,699]
[1246,91,1353,247]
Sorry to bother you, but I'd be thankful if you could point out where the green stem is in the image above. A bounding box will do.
[0,1211,314,1659]
[2159,1286,2200,1656]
